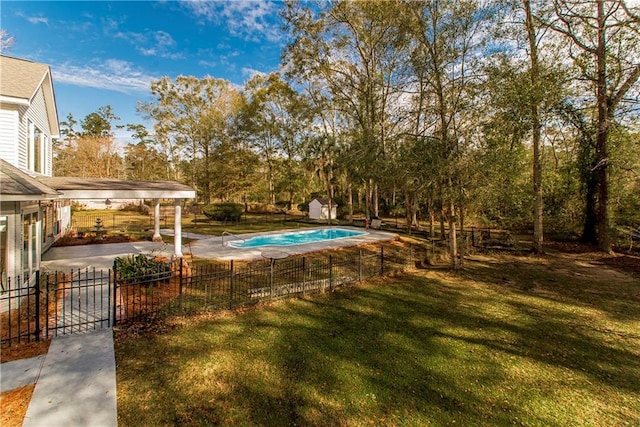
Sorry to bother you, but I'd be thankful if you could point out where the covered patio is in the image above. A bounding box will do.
[39,177,196,257]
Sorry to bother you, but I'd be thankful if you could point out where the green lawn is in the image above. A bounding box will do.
[115,251,640,426]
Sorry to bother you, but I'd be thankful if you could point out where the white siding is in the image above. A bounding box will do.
[25,88,53,176]
[17,105,28,169]
[0,108,19,165]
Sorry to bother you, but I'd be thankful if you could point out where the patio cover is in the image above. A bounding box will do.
[38,176,196,257]
[0,159,60,201]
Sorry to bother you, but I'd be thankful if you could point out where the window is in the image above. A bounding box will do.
[27,120,44,174]
[34,127,42,173]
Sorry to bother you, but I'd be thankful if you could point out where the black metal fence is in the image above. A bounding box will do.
[71,213,168,233]
[1,245,416,347]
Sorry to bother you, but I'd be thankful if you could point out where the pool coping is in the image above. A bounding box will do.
[183,226,398,261]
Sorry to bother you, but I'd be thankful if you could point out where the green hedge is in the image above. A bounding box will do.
[203,203,244,221]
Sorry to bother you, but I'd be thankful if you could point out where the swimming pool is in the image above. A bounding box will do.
[227,228,368,249]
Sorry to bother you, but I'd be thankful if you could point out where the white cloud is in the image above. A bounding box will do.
[27,16,48,25]
[53,59,156,94]
[112,23,183,59]
[180,0,282,42]
[16,11,48,25]
[241,67,266,79]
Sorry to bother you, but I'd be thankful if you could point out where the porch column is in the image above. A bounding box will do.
[152,199,163,242]
[174,198,183,257]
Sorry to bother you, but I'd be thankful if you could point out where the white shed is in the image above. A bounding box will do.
[309,198,337,220]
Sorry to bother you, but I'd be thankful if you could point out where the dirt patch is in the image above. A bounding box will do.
[0,384,35,427]
[1,340,50,364]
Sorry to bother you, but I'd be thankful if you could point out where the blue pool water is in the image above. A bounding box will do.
[228,228,367,249]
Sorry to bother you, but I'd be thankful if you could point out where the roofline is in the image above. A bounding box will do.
[1,194,60,202]
[52,189,196,200]
[0,95,30,106]
[36,68,60,137]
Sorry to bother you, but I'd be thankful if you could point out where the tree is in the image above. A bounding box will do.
[545,0,640,252]
[123,124,169,180]
[55,108,124,178]
[283,0,408,221]
[80,105,120,137]
[243,73,309,207]
[402,0,491,268]
[140,76,243,203]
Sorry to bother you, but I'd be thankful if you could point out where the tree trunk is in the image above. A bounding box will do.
[581,172,598,244]
[348,182,354,224]
[595,0,611,253]
[429,196,435,238]
[405,191,413,235]
[459,204,465,266]
[448,197,459,270]
[373,182,379,218]
[524,0,544,254]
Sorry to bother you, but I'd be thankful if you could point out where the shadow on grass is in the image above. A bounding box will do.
[115,256,640,426]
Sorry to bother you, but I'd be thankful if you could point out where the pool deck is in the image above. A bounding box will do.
[179,226,398,260]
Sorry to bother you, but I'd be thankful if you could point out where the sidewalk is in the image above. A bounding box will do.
[22,329,118,427]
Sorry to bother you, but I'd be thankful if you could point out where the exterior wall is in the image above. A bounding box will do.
[1,91,53,175]
[309,200,337,220]
[24,88,53,176]
[17,105,28,170]
[309,200,322,220]
[0,107,19,165]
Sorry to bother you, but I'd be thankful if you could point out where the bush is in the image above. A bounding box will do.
[275,200,290,211]
[120,202,150,214]
[114,254,170,285]
[297,202,309,212]
[203,203,244,221]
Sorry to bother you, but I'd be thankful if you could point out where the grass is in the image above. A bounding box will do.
[115,250,640,426]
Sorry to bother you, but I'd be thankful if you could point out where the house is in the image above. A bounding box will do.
[0,55,69,281]
[309,198,337,220]
[1,55,196,287]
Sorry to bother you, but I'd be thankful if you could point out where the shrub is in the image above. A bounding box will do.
[297,202,309,212]
[114,254,170,285]
[203,203,244,221]
[120,202,150,214]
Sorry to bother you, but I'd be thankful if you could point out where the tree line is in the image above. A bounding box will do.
[54,0,639,265]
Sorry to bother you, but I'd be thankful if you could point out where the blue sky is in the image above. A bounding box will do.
[2,0,287,144]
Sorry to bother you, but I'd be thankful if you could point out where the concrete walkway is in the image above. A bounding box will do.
[22,329,117,427]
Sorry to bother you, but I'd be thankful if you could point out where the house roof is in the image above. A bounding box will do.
[311,198,337,206]
[0,159,60,201]
[38,177,196,200]
[0,55,60,137]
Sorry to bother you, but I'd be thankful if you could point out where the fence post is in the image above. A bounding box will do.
[34,271,41,342]
[380,247,385,276]
[109,261,118,326]
[329,255,333,291]
[302,257,306,295]
[179,257,184,310]
[270,259,275,299]
[112,262,117,327]
[359,250,363,282]
[229,260,234,309]
[45,273,50,339]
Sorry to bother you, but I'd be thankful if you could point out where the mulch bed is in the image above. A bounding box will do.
[53,234,143,247]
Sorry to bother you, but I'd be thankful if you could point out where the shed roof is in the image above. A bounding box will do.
[311,198,337,206]
[0,159,60,201]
